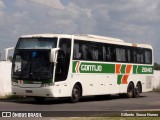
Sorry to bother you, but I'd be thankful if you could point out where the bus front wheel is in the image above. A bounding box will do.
[70,84,81,103]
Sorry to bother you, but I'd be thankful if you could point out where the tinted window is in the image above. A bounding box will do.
[73,40,152,64]
[116,48,126,62]
[136,49,144,63]
[126,49,131,62]
[144,49,152,64]
[17,38,57,49]
[102,46,111,61]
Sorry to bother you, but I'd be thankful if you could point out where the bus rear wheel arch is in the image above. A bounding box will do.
[70,83,82,103]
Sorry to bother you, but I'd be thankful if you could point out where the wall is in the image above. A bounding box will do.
[153,70,160,89]
[0,61,12,96]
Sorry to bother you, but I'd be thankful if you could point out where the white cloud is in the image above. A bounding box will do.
[0,0,5,26]
[120,1,160,24]
[46,2,96,34]
[31,0,65,10]
[0,0,5,9]
[69,0,160,62]
[0,0,160,62]
[15,0,28,8]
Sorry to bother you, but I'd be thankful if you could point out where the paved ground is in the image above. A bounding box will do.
[0,92,160,119]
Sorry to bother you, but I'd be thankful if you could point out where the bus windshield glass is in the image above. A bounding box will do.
[17,38,57,49]
[12,37,57,80]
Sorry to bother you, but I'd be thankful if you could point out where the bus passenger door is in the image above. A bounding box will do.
[54,38,71,96]
[55,38,71,82]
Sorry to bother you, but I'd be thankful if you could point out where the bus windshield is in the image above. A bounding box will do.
[17,38,57,49]
[12,38,57,80]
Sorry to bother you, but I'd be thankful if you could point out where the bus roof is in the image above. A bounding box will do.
[21,34,124,42]
[20,34,152,49]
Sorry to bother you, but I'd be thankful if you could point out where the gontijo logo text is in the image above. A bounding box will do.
[81,64,102,72]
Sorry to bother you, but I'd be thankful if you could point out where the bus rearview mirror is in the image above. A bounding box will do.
[50,48,60,63]
[4,47,14,61]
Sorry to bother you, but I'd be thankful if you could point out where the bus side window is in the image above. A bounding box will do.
[126,49,131,63]
[110,45,116,62]
[116,48,126,62]
[98,44,103,61]
[81,43,88,60]
[102,45,111,61]
[137,49,144,64]
[102,46,106,61]
[90,43,99,61]
[73,42,81,59]
[131,49,137,63]
[144,49,152,64]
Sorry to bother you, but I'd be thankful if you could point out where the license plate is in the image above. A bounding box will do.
[26,90,33,93]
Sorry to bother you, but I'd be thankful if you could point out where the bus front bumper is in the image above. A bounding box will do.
[12,85,57,97]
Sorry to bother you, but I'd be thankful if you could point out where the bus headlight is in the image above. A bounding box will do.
[41,83,54,87]
[41,84,50,87]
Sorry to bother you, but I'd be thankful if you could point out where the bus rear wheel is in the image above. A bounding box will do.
[133,82,141,98]
[127,83,134,98]
[70,84,81,103]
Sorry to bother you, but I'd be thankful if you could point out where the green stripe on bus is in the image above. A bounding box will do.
[133,65,153,74]
[133,65,138,74]
[72,61,78,73]
[121,65,126,74]
[72,61,115,73]
[72,61,153,74]
[117,75,123,85]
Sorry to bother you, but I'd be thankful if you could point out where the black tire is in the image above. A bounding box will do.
[70,84,81,103]
[133,82,141,98]
[34,97,45,103]
[127,83,134,98]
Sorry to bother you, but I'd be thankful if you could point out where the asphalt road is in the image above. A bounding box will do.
[0,92,160,118]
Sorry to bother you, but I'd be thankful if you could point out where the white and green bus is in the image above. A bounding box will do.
[11,34,153,103]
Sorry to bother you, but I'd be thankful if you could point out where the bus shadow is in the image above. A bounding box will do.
[80,95,146,103]
[0,95,147,105]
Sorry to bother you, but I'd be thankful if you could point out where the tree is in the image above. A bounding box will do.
[154,63,160,70]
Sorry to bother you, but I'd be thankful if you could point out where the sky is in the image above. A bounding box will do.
[0,0,160,63]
